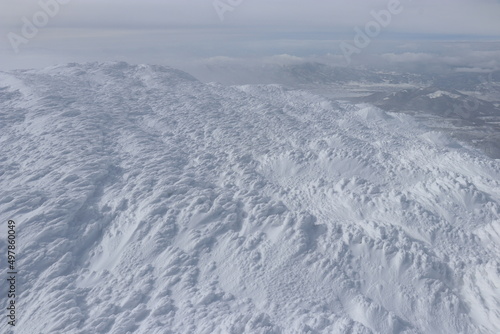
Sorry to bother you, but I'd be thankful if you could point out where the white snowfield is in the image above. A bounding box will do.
[427,91,461,99]
[0,62,499,334]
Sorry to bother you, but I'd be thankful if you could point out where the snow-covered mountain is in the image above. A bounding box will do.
[361,87,500,159]
[193,61,423,87]
[1,62,499,334]
[364,87,499,119]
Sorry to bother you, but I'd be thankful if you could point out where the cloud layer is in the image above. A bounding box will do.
[2,0,499,33]
[0,0,499,70]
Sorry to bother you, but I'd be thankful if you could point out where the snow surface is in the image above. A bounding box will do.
[427,91,461,99]
[1,62,499,334]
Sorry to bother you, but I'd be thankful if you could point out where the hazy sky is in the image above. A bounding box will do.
[1,0,499,70]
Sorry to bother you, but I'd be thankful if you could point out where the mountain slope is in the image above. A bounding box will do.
[364,87,499,119]
[361,87,500,159]
[0,62,499,334]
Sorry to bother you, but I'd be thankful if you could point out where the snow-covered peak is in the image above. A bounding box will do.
[427,90,461,99]
[42,61,198,80]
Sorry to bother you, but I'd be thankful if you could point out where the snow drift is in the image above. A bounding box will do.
[0,62,499,333]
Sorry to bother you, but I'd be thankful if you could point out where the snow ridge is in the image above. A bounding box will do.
[0,62,499,334]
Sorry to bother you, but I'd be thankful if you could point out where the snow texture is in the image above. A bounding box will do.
[1,62,499,334]
[427,91,461,99]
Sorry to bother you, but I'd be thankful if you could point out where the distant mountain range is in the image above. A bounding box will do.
[195,60,500,90]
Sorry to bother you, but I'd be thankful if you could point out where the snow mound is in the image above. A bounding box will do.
[355,105,393,122]
[419,131,463,148]
[1,62,499,334]
[427,90,461,99]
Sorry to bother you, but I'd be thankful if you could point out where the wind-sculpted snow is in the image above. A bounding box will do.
[0,62,499,333]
